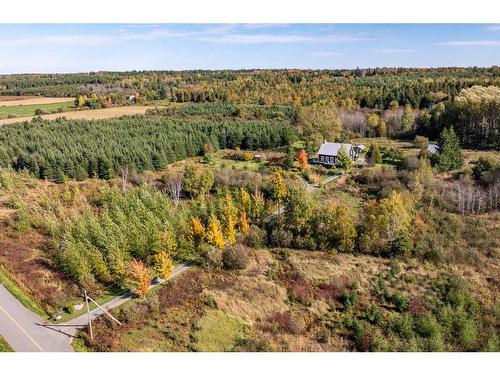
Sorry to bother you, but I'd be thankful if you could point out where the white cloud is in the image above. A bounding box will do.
[486,25,500,31]
[194,33,370,44]
[311,51,343,57]
[369,48,416,53]
[0,25,372,47]
[435,40,500,46]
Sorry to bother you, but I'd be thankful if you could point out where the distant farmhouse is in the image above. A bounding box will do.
[313,141,363,166]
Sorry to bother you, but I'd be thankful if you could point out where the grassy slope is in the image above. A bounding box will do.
[0,101,75,119]
[0,335,13,352]
[193,310,250,352]
[0,267,49,319]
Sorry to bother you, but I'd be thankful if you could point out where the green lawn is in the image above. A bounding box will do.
[0,101,75,119]
[0,335,13,352]
[193,310,250,352]
[0,267,48,319]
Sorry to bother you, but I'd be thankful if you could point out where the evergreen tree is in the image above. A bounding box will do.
[336,147,352,172]
[401,103,414,132]
[97,157,113,180]
[366,143,382,165]
[436,126,464,171]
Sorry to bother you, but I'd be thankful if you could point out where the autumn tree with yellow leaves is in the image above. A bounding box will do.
[222,193,238,244]
[359,191,414,257]
[205,215,224,250]
[238,211,250,235]
[126,259,151,297]
[152,251,174,279]
[189,217,205,246]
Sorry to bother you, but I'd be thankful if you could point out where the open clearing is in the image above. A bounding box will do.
[0,105,155,125]
[0,96,74,106]
[0,101,76,119]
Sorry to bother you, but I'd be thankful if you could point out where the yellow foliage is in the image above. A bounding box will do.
[223,193,237,244]
[152,251,174,279]
[271,172,287,202]
[126,259,151,297]
[206,215,224,250]
[190,217,205,243]
[239,210,250,235]
[159,230,177,255]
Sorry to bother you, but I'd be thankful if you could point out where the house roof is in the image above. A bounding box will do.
[427,144,440,153]
[317,142,353,157]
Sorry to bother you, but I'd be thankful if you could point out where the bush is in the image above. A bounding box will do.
[270,227,293,247]
[34,108,48,116]
[258,312,301,334]
[222,244,249,270]
[198,243,222,269]
[316,277,351,302]
[242,152,254,161]
[289,279,314,305]
[244,225,267,248]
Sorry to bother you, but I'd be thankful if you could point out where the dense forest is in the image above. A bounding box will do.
[0,116,296,180]
[1,67,499,109]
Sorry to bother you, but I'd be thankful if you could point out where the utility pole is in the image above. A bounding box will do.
[85,294,122,326]
[84,290,93,340]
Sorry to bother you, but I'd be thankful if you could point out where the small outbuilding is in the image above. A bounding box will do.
[427,144,440,154]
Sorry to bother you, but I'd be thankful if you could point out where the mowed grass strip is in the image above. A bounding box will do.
[0,267,49,319]
[0,335,13,352]
[0,101,75,119]
[193,310,250,352]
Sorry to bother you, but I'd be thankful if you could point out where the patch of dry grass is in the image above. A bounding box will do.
[0,105,154,125]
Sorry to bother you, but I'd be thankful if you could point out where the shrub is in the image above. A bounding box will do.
[270,227,293,247]
[258,312,301,334]
[198,243,222,269]
[289,280,314,305]
[316,277,351,302]
[244,225,267,248]
[34,108,48,115]
[389,313,414,339]
[222,244,249,270]
[242,152,254,161]
[414,135,429,149]
[408,296,430,316]
[415,313,441,339]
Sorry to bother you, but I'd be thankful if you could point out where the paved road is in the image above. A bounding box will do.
[0,284,73,352]
[56,262,192,337]
[0,262,192,351]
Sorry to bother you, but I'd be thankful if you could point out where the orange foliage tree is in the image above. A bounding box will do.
[127,259,151,297]
[296,149,308,170]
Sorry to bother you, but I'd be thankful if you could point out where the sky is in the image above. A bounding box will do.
[0,24,499,73]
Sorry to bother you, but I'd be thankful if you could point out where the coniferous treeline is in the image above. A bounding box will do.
[147,103,299,122]
[0,117,296,181]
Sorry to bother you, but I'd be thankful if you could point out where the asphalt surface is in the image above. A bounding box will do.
[0,284,73,352]
[0,262,192,351]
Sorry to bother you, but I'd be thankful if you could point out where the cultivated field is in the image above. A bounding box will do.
[0,101,75,120]
[0,105,155,125]
[0,96,74,106]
